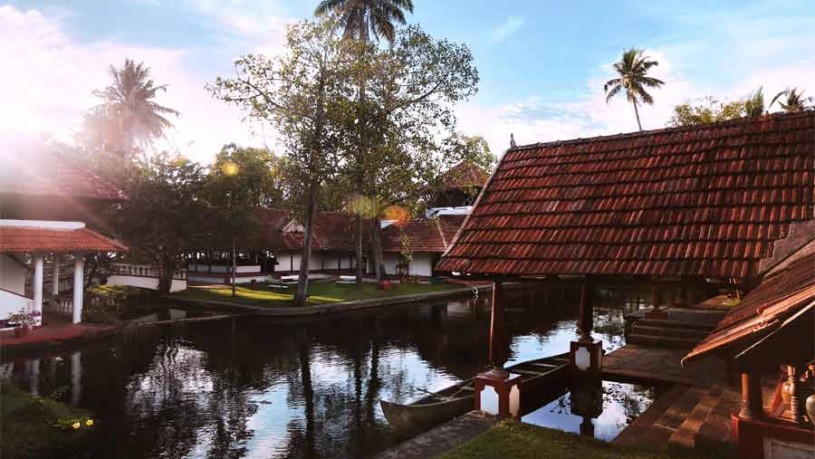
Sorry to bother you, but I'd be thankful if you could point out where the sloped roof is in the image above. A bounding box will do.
[438,112,815,280]
[441,161,490,190]
[0,142,124,201]
[0,226,128,253]
[683,251,815,364]
[381,216,465,253]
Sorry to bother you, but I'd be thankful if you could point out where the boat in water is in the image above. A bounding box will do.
[380,352,572,431]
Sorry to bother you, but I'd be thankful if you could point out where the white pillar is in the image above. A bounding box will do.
[72,254,84,324]
[51,255,60,296]
[33,254,44,325]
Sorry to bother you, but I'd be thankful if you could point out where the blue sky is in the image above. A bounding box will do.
[1,0,813,162]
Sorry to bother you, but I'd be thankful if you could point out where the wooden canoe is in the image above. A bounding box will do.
[380,352,571,431]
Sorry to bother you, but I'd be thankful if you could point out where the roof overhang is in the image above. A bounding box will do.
[0,220,128,253]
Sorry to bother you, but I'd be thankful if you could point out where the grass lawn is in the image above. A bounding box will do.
[439,422,719,459]
[1,383,95,459]
[174,281,460,307]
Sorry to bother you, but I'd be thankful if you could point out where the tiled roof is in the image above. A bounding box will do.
[381,216,466,253]
[0,227,128,253]
[683,251,815,363]
[0,143,125,201]
[438,112,815,280]
[442,161,490,190]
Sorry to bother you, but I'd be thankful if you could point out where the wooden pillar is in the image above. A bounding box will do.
[72,254,84,324]
[489,281,508,371]
[740,371,764,420]
[578,281,594,341]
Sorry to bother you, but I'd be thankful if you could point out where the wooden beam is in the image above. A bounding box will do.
[740,372,764,420]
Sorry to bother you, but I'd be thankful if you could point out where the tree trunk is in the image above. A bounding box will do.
[158,255,175,294]
[632,100,643,131]
[370,218,386,281]
[355,215,364,285]
[295,186,318,306]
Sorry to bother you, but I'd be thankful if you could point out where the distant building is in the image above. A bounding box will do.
[425,161,490,218]
[380,216,465,278]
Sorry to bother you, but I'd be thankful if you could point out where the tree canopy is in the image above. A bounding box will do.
[667,96,747,127]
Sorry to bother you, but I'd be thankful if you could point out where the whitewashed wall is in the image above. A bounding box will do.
[0,289,31,321]
[0,254,26,295]
[106,275,187,293]
[383,253,435,277]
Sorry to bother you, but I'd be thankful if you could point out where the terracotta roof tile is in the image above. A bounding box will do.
[381,216,465,253]
[438,112,815,279]
[0,227,128,253]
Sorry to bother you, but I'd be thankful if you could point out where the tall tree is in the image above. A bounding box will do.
[316,0,415,285]
[119,153,209,293]
[770,87,814,113]
[90,59,179,158]
[603,49,664,131]
[210,19,355,306]
[348,25,479,280]
[314,0,414,42]
[205,144,287,208]
[667,96,747,127]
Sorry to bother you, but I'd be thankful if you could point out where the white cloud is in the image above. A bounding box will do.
[488,17,524,44]
[0,5,279,164]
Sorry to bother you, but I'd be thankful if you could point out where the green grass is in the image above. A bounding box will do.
[174,281,459,308]
[1,383,94,459]
[439,422,719,459]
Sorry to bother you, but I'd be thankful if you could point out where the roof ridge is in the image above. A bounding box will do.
[509,111,814,152]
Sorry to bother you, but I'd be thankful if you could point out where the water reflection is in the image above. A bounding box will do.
[1,286,646,458]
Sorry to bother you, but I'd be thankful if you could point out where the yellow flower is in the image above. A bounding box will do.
[85,419,94,427]
[72,422,81,429]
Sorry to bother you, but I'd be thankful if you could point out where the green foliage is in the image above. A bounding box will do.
[118,153,210,293]
[85,59,179,158]
[667,96,747,127]
[1,382,93,459]
[745,86,766,118]
[770,87,814,113]
[604,48,664,131]
[204,144,287,208]
[314,0,415,42]
[85,285,155,322]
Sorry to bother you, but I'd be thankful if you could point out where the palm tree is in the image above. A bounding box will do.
[744,87,766,118]
[314,0,414,42]
[770,87,814,113]
[603,49,665,131]
[93,59,179,157]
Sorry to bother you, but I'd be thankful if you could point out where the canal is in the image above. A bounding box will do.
[1,287,652,458]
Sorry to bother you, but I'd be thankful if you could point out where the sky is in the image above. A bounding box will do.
[1,0,813,164]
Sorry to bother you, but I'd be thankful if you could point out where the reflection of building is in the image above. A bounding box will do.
[0,141,127,326]
[684,250,815,459]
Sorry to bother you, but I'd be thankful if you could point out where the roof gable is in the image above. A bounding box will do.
[438,112,815,279]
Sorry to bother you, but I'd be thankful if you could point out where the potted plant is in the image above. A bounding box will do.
[7,308,38,337]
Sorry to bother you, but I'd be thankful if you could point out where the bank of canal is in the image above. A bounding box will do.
[0,287,646,459]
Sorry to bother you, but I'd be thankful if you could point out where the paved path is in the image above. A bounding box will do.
[603,344,727,387]
[373,411,496,459]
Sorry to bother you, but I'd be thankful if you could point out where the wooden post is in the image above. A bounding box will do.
[578,281,594,341]
[787,365,802,423]
[740,372,764,420]
[489,281,508,372]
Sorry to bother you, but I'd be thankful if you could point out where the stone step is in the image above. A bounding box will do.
[613,384,691,449]
[655,386,708,431]
[627,334,702,349]
[631,324,711,340]
[669,386,725,450]
[634,318,718,331]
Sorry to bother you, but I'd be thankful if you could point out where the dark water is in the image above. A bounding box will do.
[2,287,651,458]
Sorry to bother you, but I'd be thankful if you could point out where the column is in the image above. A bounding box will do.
[578,281,594,341]
[571,279,603,374]
[72,254,84,324]
[739,371,764,420]
[33,254,44,325]
[51,255,60,296]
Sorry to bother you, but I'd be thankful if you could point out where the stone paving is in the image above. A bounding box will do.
[603,344,727,387]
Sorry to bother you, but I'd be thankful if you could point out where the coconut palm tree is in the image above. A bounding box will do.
[603,49,665,131]
[770,87,814,113]
[744,87,767,118]
[93,59,179,157]
[314,0,414,42]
